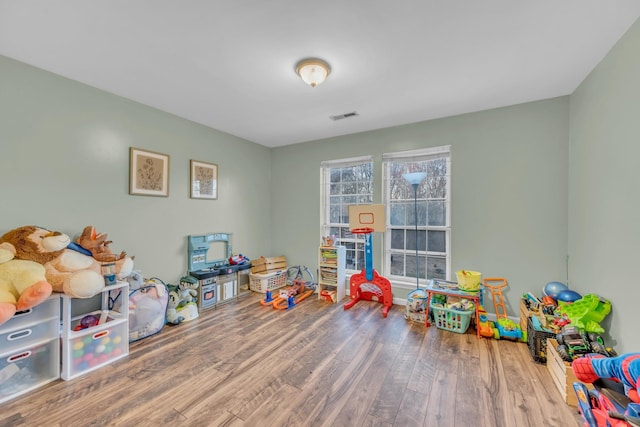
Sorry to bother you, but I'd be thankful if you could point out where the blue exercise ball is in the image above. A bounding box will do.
[544,281,568,299]
[556,289,582,303]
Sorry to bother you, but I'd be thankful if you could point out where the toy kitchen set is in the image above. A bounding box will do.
[187,233,251,311]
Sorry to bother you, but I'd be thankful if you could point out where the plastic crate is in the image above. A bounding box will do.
[249,270,287,293]
[62,315,128,380]
[527,316,555,364]
[432,306,473,333]
[0,338,60,404]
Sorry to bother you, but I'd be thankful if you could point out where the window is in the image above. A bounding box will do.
[320,156,373,272]
[382,146,451,285]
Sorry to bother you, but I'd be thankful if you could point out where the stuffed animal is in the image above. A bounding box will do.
[166,289,185,325]
[0,225,133,298]
[75,225,130,262]
[178,276,198,304]
[573,353,640,403]
[0,247,53,326]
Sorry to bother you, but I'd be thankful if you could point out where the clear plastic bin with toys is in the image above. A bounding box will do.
[60,281,129,380]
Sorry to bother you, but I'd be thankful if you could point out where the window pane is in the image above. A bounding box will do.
[391,229,405,250]
[406,255,426,279]
[390,204,406,226]
[427,200,445,226]
[427,256,446,279]
[428,230,446,253]
[390,252,404,276]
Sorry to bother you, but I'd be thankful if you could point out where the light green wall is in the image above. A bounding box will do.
[0,55,273,284]
[271,98,570,317]
[569,19,640,353]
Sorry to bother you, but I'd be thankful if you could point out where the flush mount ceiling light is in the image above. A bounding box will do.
[295,58,331,88]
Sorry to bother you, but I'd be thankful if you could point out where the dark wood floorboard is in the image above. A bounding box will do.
[0,293,581,427]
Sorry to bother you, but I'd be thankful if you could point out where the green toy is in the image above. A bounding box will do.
[557,294,611,334]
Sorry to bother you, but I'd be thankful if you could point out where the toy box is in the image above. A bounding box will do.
[250,255,286,275]
[0,294,60,404]
[546,338,592,407]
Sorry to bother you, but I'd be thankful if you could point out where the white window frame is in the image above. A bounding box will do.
[320,156,373,274]
[382,146,451,287]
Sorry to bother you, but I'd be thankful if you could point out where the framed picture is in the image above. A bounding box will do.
[190,160,218,199]
[129,147,170,197]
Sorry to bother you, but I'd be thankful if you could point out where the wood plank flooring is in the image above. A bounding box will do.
[0,294,582,426]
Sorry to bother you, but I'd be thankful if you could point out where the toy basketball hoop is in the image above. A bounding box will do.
[343,205,393,318]
[350,227,374,235]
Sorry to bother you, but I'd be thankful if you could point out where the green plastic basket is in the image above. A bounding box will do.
[432,306,474,334]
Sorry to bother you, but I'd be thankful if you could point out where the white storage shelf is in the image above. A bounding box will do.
[318,245,346,303]
[61,281,129,381]
[0,294,60,404]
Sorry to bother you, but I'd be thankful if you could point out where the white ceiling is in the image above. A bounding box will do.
[1,1,639,148]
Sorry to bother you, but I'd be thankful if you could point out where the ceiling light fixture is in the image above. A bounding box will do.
[295,58,331,88]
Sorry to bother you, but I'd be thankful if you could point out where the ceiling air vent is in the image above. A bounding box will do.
[329,111,359,121]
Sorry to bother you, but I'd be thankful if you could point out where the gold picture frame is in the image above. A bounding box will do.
[129,147,170,197]
[190,160,218,200]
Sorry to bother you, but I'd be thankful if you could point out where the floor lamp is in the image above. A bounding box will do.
[402,172,427,289]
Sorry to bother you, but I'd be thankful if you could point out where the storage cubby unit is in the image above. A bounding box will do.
[318,245,346,303]
[61,281,129,381]
[237,268,251,298]
[0,294,61,404]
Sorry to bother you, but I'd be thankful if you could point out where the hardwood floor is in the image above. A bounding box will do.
[1,293,581,427]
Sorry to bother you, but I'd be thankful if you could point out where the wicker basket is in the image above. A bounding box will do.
[432,306,474,334]
[249,270,287,293]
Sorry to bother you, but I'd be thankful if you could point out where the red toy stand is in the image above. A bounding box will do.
[343,268,393,318]
[342,226,393,318]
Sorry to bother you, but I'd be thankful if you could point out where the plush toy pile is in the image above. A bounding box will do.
[0,225,134,326]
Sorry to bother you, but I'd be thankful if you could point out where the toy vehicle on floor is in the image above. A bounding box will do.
[555,325,609,362]
[494,317,526,341]
[481,278,527,342]
[574,379,640,427]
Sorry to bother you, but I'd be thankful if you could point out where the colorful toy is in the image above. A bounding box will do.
[166,289,185,325]
[573,353,640,426]
[72,314,100,331]
[0,225,133,298]
[555,325,609,362]
[343,227,393,318]
[260,279,314,309]
[75,225,129,262]
[178,275,199,304]
[482,277,526,342]
[0,247,53,326]
[557,293,611,334]
[544,281,569,299]
[556,289,582,303]
[70,329,125,372]
[228,253,250,265]
[476,305,498,338]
